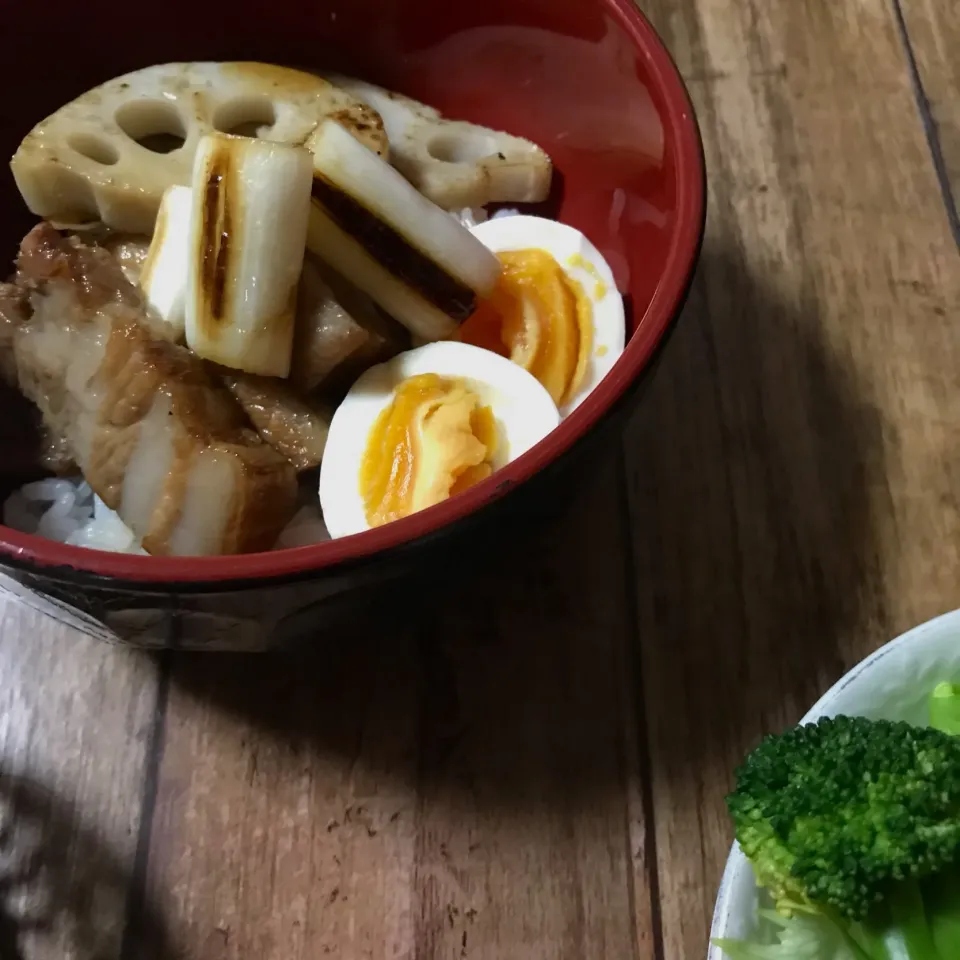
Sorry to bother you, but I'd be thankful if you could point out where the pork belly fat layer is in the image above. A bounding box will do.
[11,223,298,556]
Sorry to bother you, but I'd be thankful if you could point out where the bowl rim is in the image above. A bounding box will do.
[707,606,960,959]
[0,0,707,585]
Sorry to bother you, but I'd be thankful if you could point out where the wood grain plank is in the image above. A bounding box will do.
[627,0,960,955]
[138,460,655,960]
[897,0,960,226]
[0,586,164,960]
[409,460,654,960]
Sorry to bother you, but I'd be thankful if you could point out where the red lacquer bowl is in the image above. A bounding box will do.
[0,0,704,649]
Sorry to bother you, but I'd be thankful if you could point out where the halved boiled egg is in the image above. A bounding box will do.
[319,341,560,538]
[460,215,626,415]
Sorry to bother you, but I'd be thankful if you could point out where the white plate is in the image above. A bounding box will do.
[707,606,960,958]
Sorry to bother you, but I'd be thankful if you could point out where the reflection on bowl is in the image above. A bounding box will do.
[0,0,704,648]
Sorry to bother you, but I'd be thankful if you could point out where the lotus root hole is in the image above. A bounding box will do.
[213,97,277,138]
[428,133,499,165]
[68,134,120,166]
[115,100,187,154]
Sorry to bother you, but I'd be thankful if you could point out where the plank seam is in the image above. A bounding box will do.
[889,0,960,249]
[616,444,666,960]
[117,617,177,959]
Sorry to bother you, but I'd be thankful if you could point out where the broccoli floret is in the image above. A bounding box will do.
[729,715,960,921]
[722,709,960,960]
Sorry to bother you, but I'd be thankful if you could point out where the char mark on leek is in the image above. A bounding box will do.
[200,146,233,329]
[185,133,312,378]
[310,175,477,321]
[303,119,500,342]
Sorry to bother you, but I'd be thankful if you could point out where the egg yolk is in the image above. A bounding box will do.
[359,373,498,528]
[458,248,593,408]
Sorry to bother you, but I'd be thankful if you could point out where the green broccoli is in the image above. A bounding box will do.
[715,690,960,960]
[930,683,960,737]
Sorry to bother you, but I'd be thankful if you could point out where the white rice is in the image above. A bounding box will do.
[3,475,330,554]
[452,207,487,228]
[451,207,520,228]
[274,505,331,549]
[1,478,138,551]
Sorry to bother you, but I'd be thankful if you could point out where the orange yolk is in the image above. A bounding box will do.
[458,248,593,408]
[359,373,498,528]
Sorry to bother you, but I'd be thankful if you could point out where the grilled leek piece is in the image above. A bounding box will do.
[185,134,312,377]
[305,120,501,341]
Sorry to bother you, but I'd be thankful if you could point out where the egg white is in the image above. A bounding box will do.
[319,341,561,539]
[469,215,626,415]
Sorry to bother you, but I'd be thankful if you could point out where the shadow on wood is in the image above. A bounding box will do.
[0,773,172,960]
[161,447,635,810]
[620,233,887,954]
[142,457,647,957]
[627,235,886,770]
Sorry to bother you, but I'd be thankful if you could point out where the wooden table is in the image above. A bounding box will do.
[2,1,959,958]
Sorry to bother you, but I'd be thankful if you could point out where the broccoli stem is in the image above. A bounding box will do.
[860,879,945,960]
[851,924,894,960]
[830,918,882,960]
[889,880,942,960]
[929,682,960,736]
[924,867,960,958]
